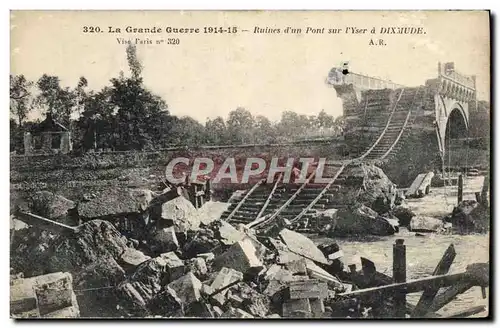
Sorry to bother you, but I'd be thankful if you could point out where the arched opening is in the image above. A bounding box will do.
[444,106,469,171]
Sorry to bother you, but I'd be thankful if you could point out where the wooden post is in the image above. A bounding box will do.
[205,179,212,201]
[393,239,406,318]
[412,244,456,317]
[475,192,481,203]
[442,305,486,318]
[458,174,463,204]
[428,282,475,313]
[337,272,478,298]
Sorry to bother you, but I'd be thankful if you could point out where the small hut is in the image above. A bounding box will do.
[24,113,72,155]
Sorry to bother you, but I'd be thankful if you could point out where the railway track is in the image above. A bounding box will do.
[221,87,424,230]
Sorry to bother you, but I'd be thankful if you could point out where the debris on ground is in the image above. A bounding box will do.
[406,172,434,198]
[449,200,489,233]
[11,272,80,318]
[391,205,416,227]
[157,196,201,232]
[333,204,399,236]
[77,188,153,221]
[9,162,489,319]
[18,191,77,226]
[409,216,446,233]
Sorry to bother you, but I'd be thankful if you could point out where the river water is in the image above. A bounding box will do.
[320,231,490,317]
[314,175,490,318]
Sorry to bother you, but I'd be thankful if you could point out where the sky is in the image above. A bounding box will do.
[10,11,490,123]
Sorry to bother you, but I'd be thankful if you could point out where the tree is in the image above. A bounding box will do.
[108,44,170,150]
[110,76,168,150]
[226,107,255,144]
[205,116,227,144]
[254,115,276,143]
[317,109,335,128]
[76,87,116,150]
[74,76,89,116]
[277,111,300,140]
[36,74,77,127]
[10,119,19,153]
[169,116,206,146]
[333,115,345,135]
[126,44,142,80]
[10,74,33,126]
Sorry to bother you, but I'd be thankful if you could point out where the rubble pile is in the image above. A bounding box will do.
[349,164,397,214]
[10,163,490,318]
[308,164,402,237]
[10,201,419,318]
[18,191,77,226]
[447,199,490,233]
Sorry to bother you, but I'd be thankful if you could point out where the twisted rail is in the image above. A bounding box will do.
[255,173,283,219]
[380,87,421,160]
[357,88,405,161]
[224,178,264,222]
[290,163,347,224]
[254,87,423,229]
[264,170,317,223]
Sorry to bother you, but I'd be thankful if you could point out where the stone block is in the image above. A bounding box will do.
[197,252,215,262]
[282,299,311,318]
[310,298,325,318]
[287,279,328,300]
[218,220,245,245]
[279,229,328,265]
[306,261,344,290]
[221,307,254,318]
[186,257,208,279]
[233,282,270,318]
[227,293,244,307]
[285,259,308,275]
[212,238,264,274]
[210,267,243,295]
[151,226,179,253]
[159,251,185,282]
[11,272,79,318]
[167,272,203,307]
[410,216,445,232]
[212,305,224,317]
[119,248,151,271]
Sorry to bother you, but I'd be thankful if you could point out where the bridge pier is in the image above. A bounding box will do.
[328,62,477,187]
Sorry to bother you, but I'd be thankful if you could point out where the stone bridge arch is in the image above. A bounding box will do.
[433,62,475,158]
